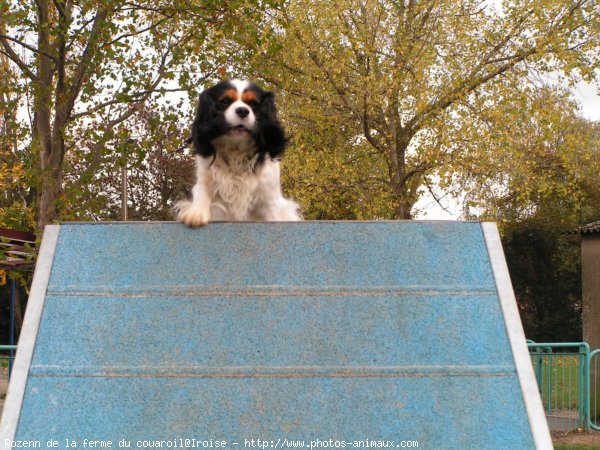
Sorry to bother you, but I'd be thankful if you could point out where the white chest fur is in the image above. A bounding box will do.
[175,138,301,227]
[208,152,262,220]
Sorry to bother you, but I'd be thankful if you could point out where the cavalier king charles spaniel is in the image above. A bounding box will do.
[175,79,302,227]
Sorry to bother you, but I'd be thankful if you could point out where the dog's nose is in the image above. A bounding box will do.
[235,107,250,118]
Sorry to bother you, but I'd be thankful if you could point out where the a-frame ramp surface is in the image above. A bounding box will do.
[1,222,551,449]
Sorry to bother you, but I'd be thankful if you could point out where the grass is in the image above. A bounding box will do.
[0,356,13,370]
[531,353,584,412]
[530,351,600,427]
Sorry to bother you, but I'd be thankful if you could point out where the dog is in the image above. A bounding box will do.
[175,79,302,227]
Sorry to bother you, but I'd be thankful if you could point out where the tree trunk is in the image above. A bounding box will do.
[35,0,58,229]
[390,131,414,220]
[395,198,413,220]
[38,157,62,229]
[391,178,413,220]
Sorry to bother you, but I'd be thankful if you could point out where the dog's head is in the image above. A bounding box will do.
[191,79,287,162]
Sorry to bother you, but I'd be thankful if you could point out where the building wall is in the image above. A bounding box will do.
[583,234,600,350]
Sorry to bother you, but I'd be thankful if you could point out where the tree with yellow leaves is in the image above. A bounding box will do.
[248,0,599,219]
[0,0,272,228]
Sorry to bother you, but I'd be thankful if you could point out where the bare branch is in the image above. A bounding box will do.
[0,34,57,62]
[407,46,538,131]
[362,96,385,154]
[0,37,40,81]
[104,15,173,48]
[63,7,109,122]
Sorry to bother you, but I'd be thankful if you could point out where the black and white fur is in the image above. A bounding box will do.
[175,79,301,227]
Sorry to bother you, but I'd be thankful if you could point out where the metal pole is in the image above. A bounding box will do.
[121,165,128,221]
[121,138,136,221]
[9,277,15,377]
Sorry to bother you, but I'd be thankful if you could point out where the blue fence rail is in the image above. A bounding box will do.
[528,342,590,431]
[0,345,17,379]
[590,349,600,431]
[527,341,600,431]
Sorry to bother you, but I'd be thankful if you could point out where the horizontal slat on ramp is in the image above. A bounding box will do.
[1,222,551,449]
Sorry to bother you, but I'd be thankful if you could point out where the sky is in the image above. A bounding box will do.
[575,81,600,121]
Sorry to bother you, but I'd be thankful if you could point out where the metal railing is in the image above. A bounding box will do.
[0,344,17,379]
[528,342,590,431]
[589,349,600,430]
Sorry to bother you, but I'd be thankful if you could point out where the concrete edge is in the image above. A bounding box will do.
[0,225,60,445]
[482,222,553,449]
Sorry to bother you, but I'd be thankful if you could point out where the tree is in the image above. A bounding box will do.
[496,155,600,342]
[245,0,599,219]
[0,0,267,228]
[455,88,600,223]
[0,53,36,231]
[502,215,583,342]
[472,100,600,342]
[60,98,195,221]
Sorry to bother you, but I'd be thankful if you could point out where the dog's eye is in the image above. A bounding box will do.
[246,100,259,108]
[219,98,233,106]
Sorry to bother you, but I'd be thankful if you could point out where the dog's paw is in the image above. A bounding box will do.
[174,199,210,228]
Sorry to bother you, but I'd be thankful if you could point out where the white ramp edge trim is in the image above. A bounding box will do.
[482,222,553,450]
[0,225,61,446]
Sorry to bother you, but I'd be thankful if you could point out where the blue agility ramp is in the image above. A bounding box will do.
[1,222,550,449]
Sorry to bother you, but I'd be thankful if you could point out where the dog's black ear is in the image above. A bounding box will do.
[192,89,223,158]
[255,91,288,160]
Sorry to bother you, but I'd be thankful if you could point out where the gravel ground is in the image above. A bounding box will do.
[553,430,600,446]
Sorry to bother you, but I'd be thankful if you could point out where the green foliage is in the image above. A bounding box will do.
[504,219,582,341]
[456,88,600,223]
[281,99,396,219]
[1,0,598,225]
[0,0,270,227]
[242,0,600,219]
[62,98,195,221]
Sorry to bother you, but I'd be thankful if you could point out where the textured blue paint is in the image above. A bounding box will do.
[33,294,511,370]
[19,377,528,448]
[11,222,537,448]
[47,222,494,292]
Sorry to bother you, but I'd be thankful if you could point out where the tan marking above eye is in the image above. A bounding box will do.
[242,90,259,104]
[220,89,239,102]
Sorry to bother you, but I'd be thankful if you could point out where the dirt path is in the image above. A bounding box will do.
[553,430,600,445]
